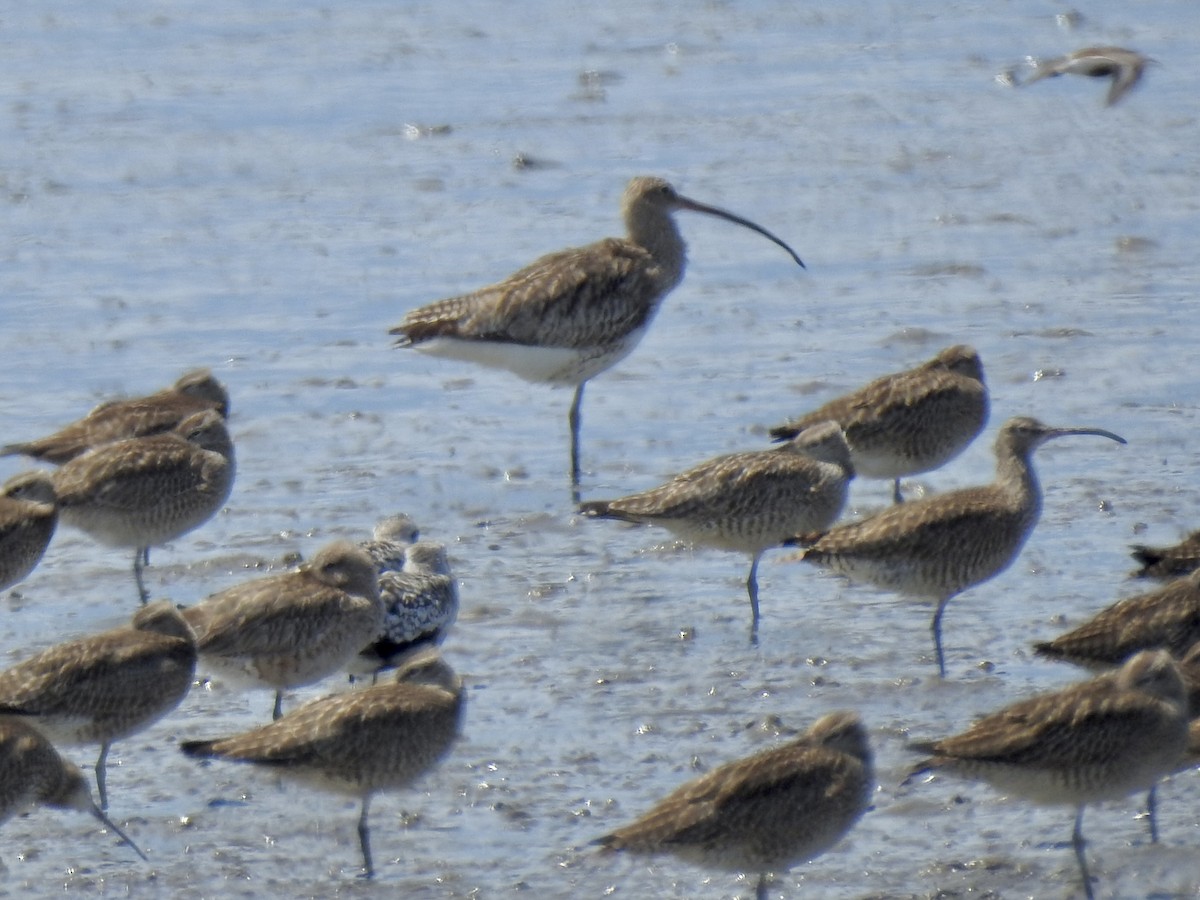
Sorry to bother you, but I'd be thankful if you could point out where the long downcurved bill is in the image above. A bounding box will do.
[1047,426,1127,445]
[675,195,806,269]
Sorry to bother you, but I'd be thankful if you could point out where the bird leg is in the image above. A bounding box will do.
[1144,785,1159,843]
[892,477,904,504]
[930,596,951,678]
[272,690,284,721]
[358,794,374,878]
[569,382,586,498]
[1072,805,1095,900]
[96,742,111,811]
[747,553,762,645]
[132,547,150,605]
[755,871,769,900]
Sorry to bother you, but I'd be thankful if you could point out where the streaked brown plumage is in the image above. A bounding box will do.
[182,540,381,720]
[596,710,873,900]
[580,421,853,640]
[905,650,1188,900]
[1024,46,1153,107]
[180,648,463,879]
[1035,568,1200,670]
[53,408,235,604]
[0,601,196,810]
[2,368,229,464]
[789,417,1126,676]
[390,176,805,492]
[0,717,146,860]
[769,344,988,503]
[1131,529,1200,580]
[0,470,57,592]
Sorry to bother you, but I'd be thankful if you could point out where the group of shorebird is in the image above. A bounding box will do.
[0,371,460,877]
[0,39,1182,898]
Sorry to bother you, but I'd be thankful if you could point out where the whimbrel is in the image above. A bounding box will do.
[182,540,381,720]
[580,421,853,641]
[769,344,988,503]
[52,408,235,604]
[1035,568,1200,670]
[595,710,872,900]
[0,717,146,860]
[358,512,420,574]
[390,176,805,493]
[904,650,1188,900]
[0,470,57,592]
[180,647,463,879]
[0,601,196,810]
[2,368,229,464]
[1131,529,1200,580]
[352,541,459,677]
[788,417,1126,676]
[1023,46,1153,106]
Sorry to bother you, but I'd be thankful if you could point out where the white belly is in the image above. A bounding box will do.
[414,330,646,385]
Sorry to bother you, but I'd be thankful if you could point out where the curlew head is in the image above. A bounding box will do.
[932,344,985,383]
[804,710,872,765]
[306,540,380,598]
[779,420,854,476]
[994,416,1125,459]
[132,599,197,643]
[623,176,805,269]
[175,368,231,418]
[2,470,57,505]
[175,409,233,456]
[1117,648,1187,710]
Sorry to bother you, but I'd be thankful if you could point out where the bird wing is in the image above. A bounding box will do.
[394,239,661,350]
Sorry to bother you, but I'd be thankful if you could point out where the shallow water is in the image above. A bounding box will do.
[1,0,1199,897]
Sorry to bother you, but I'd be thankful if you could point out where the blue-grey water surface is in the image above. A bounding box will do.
[1,1,1199,897]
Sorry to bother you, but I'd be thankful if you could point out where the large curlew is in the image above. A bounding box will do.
[0,717,146,860]
[390,176,804,494]
[0,470,58,592]
[53,409,235,604]
[182,540,381,721]
[595,710,872,900]
[0,601,196,811]
[769,344,988,503]
[580,421,852,641]
[2,368,229,465]
[904,650,1188,899]
[788,417,1125,676]
[180,648,463,879]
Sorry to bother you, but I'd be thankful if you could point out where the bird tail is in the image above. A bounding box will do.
[767,423,800,443]
[179,739,218,759]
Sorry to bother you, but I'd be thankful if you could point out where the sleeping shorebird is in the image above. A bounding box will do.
[769,344,988,503]
[787,417,1126,676]
[904,650,1188,900]
[0,471,57,592]
[1023,46,1153,107]
[595,710,873,900]
[52,409,235,604]
[389,176,805,495]
[1130,528,1200,580]
[180,648,464,879]
[351,541,459,677]
[0,602,196,811]
[2,368,229,465]
[579,421,853,641]
[0,717,146,861]
[182,540,381,721]
[358,512,421,574]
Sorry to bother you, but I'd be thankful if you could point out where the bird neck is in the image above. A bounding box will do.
[627,208,687,292]
[994,446,1043,523]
